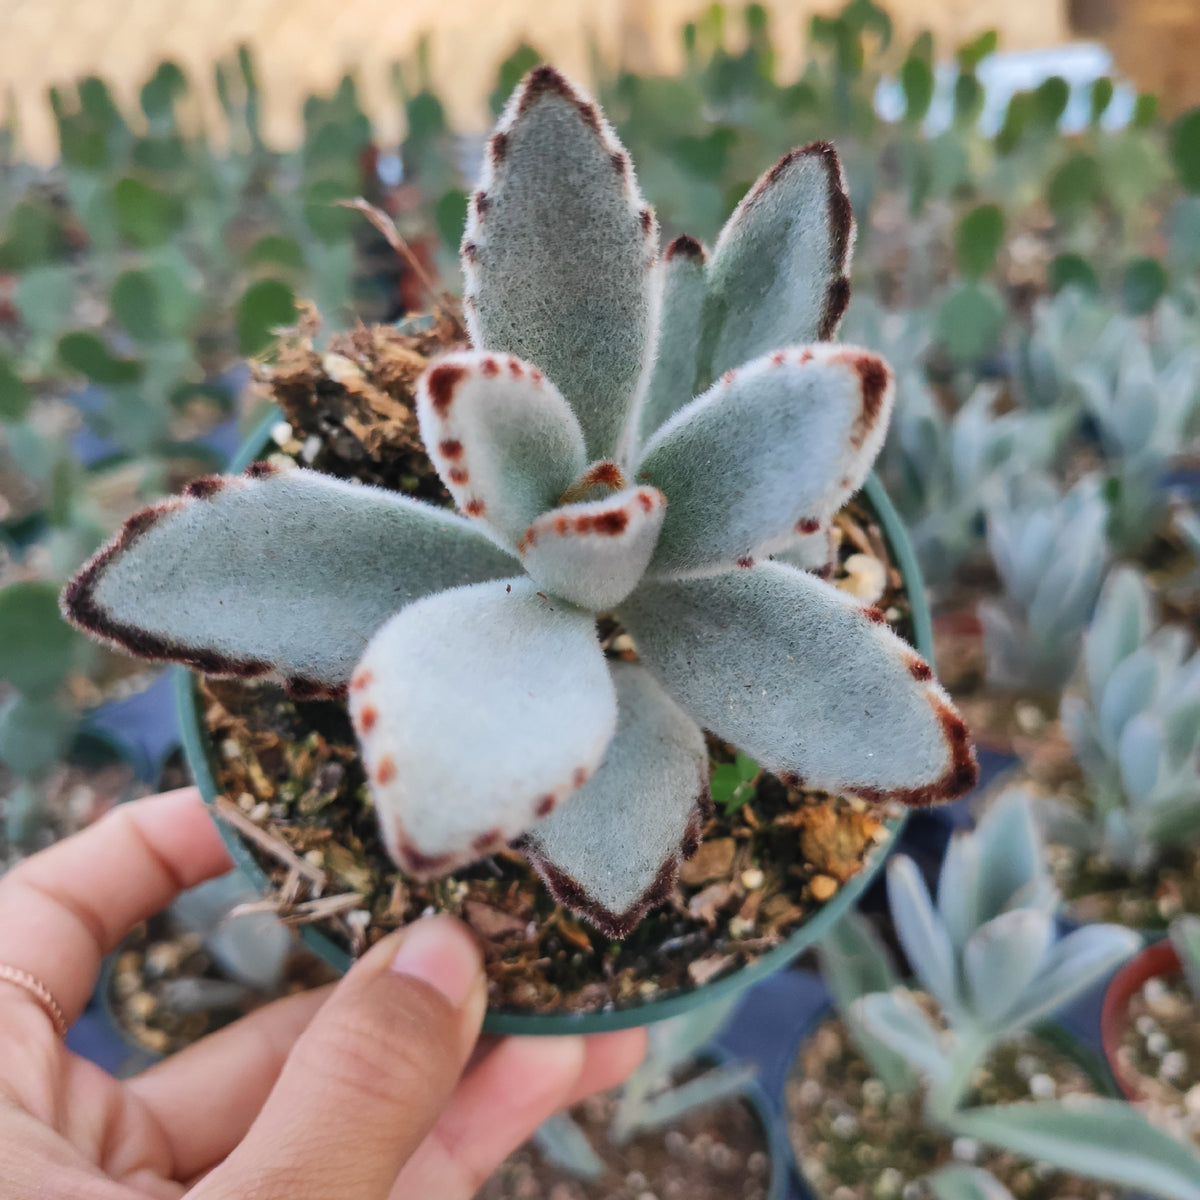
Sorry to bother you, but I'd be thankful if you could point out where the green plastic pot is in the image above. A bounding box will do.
[176,410,933,1036]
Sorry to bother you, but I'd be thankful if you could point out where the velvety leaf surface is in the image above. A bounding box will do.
[349,578,616,877]
[518,485,666,610]
[524,662,708,936]
[700,141,854,386]
[462,66,657,459]
[962,909,1054,1025]
[620,563,978,804]
[61,465,517,690]
[888,855,963,1018]
[637,345,893,575]
[638,235,708,444]
[416,350,587,546]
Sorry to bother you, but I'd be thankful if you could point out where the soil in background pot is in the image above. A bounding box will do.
[478,1085,774,1200]
[190,318,921,1018]
[786,1007,1121,1200]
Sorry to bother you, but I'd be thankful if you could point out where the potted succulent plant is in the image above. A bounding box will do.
[62,66,978,1032]
[1101,914,1200,1147]
[785,787,1200,1200]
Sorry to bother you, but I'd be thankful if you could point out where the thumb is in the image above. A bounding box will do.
[192,914,486,1200]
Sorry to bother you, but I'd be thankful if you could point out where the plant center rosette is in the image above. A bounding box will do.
[61,66,977,1030]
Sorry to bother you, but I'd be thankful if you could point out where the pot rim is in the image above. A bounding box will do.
[1100,936,1182,1101]
[175,407,934,1036]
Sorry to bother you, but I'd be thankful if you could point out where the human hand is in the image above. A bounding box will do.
[0,787,645,1199]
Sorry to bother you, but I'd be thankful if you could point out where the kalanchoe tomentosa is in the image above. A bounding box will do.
[61,66,978,938]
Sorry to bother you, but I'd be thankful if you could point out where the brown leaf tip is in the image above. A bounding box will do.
[448,467,469,485]
[244,461,278,480]
[357,704,378,733]
[737,556,754,568]
[796,516,822,535]
[426,362,466,416]
[473,190,490,218]
[535,793,557,818]
[472,828,506,856]
[862,606,887,625]
[480,356,500,377]
[578,460,628,492]
[463,498,487,518]
[184,475,226,500]
[819,277,852,342]
[350,668,373,692]
[664,234,705,262]
[375,755,397,786]
[490,130,509,163]
[461,241,479,264]
[518,65,601,133]
[438,438,464,460]
[638,207,654,235]
[611,150,628,176]
[572,767,589,789]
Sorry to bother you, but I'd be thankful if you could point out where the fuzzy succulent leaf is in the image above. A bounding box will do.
[518,486,667,612]
[1169,915,1200,998]
[639,236,708,443]
[993,923,1139,1036]
[619,564,978,806]
[946,1100,1200,1200]
[60,466,517,690]
[887,855,962,1018]
[348,578,616,876]
[532,1114,606,1182]
[416,350,587,546]
[962,909,1054,1026]
[699,142,853,387]
[936,830,983,955]
[462,66,657,459]
[970,788,1053,926]
[851,989,951,1086]
[524,662,708,937]
[636,346,894,576]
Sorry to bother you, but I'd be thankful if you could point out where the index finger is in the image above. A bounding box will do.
[0,787,232,1030]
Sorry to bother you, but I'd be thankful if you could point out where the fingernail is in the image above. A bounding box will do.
[390,916,481,1008]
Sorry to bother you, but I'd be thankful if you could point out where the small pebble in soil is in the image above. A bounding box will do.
[1028,1073,1056,1099]
[951,1137,979,1163]
[1162,1051,1189,1083]
[1147,1031,1171,1057]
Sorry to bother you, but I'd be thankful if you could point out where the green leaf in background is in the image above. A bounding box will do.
[1169,107,1200,193]
[110,262,194,342]
[937,283,1005,363]
[434,188,469,252]
[1048,253,1099,294]
[1134,93,1159,129]
[900,54,934,123]
[57,331,143,384]
[0,356,31,421]
[995,92,1032,154]
[1122,256,1168,315]
[1169,194,1200,272]
[955,204,1004,280]
[139,59,187,124]
[490,44,542,115]
[246,234,305,271]
[0,201,71,271]
[956,29,997,72]
[236,278,297,355]
[16,265,77,345]
[953,73,984,127]
[303,177,358,242]
[0,581,76,696]
[0,694,76,779]
[1090,77,1115,125]
[113,176,183,246]
[1047,153,1101,224]
[1033,76,1069,128]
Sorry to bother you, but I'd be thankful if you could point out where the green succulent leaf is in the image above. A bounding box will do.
[525,662,708,936]
[58,332,143,385]
[851,989,950,1085]
[947,1100,1200,1200]
[462,66,657,460]
[236,279,298,355]
[926,1166,1013,1200]
[0,356,31,421]
[955,205,1004,281]
[113,177,183,247]
[620,563,976,805]
[963,909,1054,1025]
[0,694,76,779]
[1169,107,1200,193]
[349,578,616,876]
[888,854,962,1017]
[1122,256,1169,316]
[700,141,853,385]
[60,466,518,691]
[415,351,587,548]
[0,582,77,697]
[637,345,893,576]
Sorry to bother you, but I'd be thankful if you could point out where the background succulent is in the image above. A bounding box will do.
[839,788,1200,1199]
[1058,564,1200,872]
[61,65,977,938]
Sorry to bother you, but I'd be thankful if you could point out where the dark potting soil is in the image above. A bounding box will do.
[478,1086,774,1200]
[191,316,917,1017]
[786,1009,1121,1200]
[1117,972,1200,1146]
